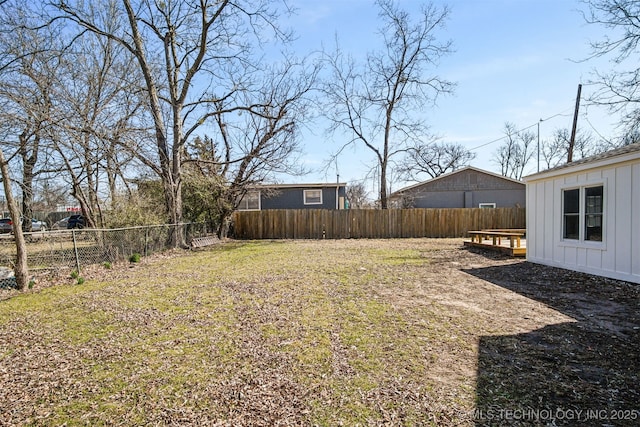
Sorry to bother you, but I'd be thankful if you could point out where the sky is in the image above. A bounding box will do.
[275,0,623,195]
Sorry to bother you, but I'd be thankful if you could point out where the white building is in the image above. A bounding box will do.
[523,143,640,284]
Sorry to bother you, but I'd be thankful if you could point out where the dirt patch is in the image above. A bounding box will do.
[463,256,640,426]
[0,239,638,426]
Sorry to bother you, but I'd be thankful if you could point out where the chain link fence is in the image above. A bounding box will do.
[0,223,210,273]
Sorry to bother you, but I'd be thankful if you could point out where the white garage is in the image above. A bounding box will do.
[523,143,640,284]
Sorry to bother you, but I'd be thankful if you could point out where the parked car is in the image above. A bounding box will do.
[30,218,47,232]
[52,217,70,230]
[0,218,12,234]
[0,217,46,233]
[67,214,86,229]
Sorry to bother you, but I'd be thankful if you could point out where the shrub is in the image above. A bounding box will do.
[104,191,165,228]
[129,253,141,263]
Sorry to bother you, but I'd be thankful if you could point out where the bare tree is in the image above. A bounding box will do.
[582,0,640,134]
[0,0,38,289]
[492,122,535,180]
[0,92,30,288]
[0,1,64,231]
[398,141,475,180]
[205,58,319,236]
[0,146,28,289]
[540,132,568,169]
[49,28,144,229]
[0,0,142,234]
[52,0,295,246]
[540,127,600,169]
[323,0,454,208]
[346,182,372,209]
[618,129,640,146]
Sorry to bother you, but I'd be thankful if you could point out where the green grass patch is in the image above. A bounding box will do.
[0,239,481,425]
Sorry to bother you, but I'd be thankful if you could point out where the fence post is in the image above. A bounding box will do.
[72,229,81,274]
[145,226,149,257]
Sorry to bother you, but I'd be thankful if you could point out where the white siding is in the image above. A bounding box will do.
[614,165,632,275]
[601,167,616,272]
[552,178,563,263]
[543,180,554,260]
[526,157,640,284]
[632,163,640,278]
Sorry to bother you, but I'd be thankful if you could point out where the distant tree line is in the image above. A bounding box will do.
[490,121,622,180]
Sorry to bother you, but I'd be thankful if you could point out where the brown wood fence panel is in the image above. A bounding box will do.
[232,207,526,240]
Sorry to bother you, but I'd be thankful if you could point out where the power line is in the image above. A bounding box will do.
[467,109,573,152]
[582,104,612,144]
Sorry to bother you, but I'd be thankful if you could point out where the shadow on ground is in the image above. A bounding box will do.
[464,260,640,426]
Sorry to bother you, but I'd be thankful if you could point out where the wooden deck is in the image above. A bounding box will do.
[463,238,526,257]
[464,229,527,257]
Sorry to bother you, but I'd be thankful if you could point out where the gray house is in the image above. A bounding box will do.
[237,183,348,210]
[389,166,525,208]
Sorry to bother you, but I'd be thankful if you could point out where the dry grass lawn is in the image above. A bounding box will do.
[0,239,638,426]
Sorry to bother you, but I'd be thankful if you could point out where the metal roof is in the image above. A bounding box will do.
[523,142,640,181]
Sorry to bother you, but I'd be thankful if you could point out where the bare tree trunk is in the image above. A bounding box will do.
[0,149,28,290]
[122,0,184,246]
[106,147,118,206]
[19,129,38,231]
[379,162,388,209]
[21,166,34,231]
[216,205,233,239]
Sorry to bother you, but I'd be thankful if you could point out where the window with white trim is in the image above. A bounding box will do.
[562,185,603,242]
[478,203,496,208]
[237,191,260,210]
[584,186,603,241]
[304,189,322,205]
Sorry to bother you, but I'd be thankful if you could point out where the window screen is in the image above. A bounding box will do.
[304,190,322,205]
[584,186,603,241]
[563,188,580,240]
[238,191,260,210]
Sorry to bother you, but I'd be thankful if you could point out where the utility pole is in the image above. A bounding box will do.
[568,83,582,163]
[336,173,340,210]
[335,158,340,210]
[537,119,543,172]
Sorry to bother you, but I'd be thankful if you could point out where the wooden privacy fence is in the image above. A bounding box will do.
[232,207,526,239]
